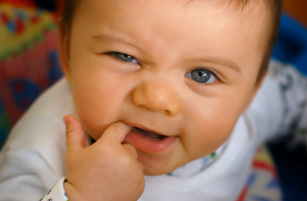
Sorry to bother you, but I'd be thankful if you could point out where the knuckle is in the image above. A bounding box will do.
[66,127,81,137]
[102,143,114,153]
[101,138,114,147]
[111,122,126,133]
[120,155,133,167]
[65,129,75,138]
[98,140,117,155]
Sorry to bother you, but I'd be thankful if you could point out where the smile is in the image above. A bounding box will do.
[125,126,178,153]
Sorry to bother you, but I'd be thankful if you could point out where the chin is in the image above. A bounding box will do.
[138,152,184,176]
[143,165,173,176]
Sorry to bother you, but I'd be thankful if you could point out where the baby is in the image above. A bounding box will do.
[3,0,307,200]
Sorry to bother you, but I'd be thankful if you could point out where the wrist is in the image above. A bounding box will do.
[64,182,88,201]
[41,177,70,201]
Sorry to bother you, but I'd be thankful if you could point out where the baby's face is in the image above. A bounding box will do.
[61,0,272,175]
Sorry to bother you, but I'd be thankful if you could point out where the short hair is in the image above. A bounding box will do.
[61,0,79,30]
[61,0,282,82]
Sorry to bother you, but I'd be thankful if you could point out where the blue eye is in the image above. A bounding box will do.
[186,69,217,84]
[110,52,139,64]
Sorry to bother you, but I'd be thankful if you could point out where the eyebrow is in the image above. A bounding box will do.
[92,35,241,73]
[92,34,142,52]
[198,57,242,73]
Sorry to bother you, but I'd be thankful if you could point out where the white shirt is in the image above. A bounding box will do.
[0,60,306,201]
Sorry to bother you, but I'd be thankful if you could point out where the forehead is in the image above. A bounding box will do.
[71,0,271,68]
[73,0,270,30]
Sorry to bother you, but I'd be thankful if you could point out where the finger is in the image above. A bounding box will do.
[64,114,87,153]
[122,143,138,159]
[100,122,132,143]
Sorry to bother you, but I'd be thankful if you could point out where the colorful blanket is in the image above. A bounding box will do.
[0,3,63,147]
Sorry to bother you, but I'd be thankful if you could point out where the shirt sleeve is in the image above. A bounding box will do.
[0,149,59,200]
[246,60,307,144]
[40,177,68,201]
[0,78,72,200]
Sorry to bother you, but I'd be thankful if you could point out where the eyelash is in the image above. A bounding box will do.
[106,51,220,84]
[185,69,219,84]
[106,51,139,64]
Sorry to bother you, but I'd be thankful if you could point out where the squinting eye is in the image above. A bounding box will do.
[110,52,139,64]
[186,69,217,84]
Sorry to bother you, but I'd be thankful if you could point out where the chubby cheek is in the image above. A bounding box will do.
[70,64,128,140]
[183,69,258,159]
[183,96,244,160]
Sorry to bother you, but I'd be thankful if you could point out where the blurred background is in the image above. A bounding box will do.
[284,0,307,26]
[0,0,306,201]
[265,3,307,200]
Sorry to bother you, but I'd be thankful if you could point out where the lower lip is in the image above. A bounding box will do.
[125,129,178,153]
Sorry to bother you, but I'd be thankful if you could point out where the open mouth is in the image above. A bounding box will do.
[134,127,168,141]
[125,126,178,152]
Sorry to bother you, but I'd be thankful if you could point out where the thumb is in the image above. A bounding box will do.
[63,114,87,153]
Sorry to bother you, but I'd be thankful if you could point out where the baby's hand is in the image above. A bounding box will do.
[63,115,145,201]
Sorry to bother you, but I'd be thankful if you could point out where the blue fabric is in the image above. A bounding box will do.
[270,13,307,201]
[48,51,63,86]
[272,14,307,75]
[0,95,10,149]
[9,79,42,112]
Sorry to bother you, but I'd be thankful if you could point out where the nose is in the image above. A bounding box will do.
[132,79,182,116]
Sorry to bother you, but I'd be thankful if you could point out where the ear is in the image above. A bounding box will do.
[59,19,72,83]
[243,69,267,112]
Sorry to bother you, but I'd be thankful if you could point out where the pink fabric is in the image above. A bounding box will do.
[0,31,61,124]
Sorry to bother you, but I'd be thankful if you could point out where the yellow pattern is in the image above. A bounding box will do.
[254,145,275,167]
[0,4,57,60]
